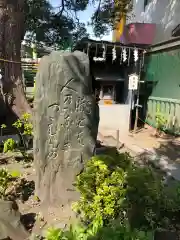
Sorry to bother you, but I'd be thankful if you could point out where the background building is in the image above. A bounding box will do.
[111,0,180,134]
[130,0,180,43]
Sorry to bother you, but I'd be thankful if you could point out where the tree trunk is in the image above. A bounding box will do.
[0,0,32,118]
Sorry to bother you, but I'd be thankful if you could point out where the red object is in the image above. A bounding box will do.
[121,23,156,45]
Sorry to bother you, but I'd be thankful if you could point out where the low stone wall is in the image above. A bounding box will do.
[99,104,131,133]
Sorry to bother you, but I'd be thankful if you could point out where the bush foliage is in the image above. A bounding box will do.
[45,148,180,240]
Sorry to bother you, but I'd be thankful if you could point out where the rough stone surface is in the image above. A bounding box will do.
[33,51,98,206]
[0,200,29,240]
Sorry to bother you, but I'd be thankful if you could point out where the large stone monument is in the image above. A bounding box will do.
[33,51,98,206]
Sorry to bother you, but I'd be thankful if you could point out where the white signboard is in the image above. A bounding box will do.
[128,74,139,90]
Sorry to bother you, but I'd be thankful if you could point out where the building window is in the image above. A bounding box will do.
[144,0,151,10]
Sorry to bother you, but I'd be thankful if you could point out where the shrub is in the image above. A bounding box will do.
[13,113,33,136]
[0,168,20,197]
[155,106,167,133]
[1,113,33,155]
[91,221,154,240]
[45,227,63,240]
[0,169,12,196]
[45,222,154,240]
[72,154,128,226]
[73,150,180,231]
[3,138,16,153]
[12,112,33,154]
[125,166,164,229]
[45,149,180,239]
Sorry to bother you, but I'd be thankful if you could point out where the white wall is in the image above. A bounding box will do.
[99,104,131,133]
[130,0,180,43]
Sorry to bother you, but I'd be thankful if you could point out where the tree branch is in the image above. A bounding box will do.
[96,0,102,20]
[59,0,65,17]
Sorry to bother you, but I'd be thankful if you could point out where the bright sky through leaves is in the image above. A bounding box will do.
[50,0,112,40]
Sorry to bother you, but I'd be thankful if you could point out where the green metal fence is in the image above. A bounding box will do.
[146,96,180,134]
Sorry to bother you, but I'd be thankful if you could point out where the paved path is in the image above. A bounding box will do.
[98,128,180,181]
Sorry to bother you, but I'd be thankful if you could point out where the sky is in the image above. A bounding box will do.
[50,0,112,41]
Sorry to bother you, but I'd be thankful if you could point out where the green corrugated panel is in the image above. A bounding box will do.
[145,48,180,99]
[144,47,180,134]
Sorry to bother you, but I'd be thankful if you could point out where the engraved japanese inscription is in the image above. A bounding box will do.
[47,104,60,159]
[62,90,92,149]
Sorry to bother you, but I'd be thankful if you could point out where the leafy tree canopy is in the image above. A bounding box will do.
[24,0,133,47]
[91,0,133,37]
[24,0,89,48]
[52,0,133,38]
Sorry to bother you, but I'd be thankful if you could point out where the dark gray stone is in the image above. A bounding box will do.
[0,200,29,240]
[33,51,98,206]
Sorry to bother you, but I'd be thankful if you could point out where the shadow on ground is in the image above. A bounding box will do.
[21,180,35,202]
[135,136,180,182]
[154,139,180,163]
[21,213,37,232]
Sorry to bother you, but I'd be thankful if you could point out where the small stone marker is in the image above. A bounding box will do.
[0,200,29,240]
[33,51,98,206]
